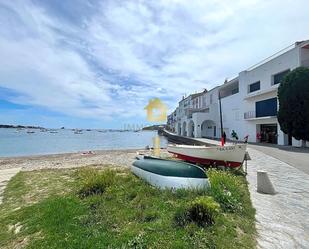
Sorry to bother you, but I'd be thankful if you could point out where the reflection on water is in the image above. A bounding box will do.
[0,129,167,157]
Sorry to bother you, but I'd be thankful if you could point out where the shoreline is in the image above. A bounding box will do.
[0,148,155,171]
[0,148,141,160]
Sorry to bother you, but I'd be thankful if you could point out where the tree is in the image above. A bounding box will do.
[277,67,309,146]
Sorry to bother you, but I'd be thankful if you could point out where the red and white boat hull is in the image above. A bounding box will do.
[167,144,247,168]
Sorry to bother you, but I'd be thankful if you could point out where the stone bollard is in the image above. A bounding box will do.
[257,170,276,195]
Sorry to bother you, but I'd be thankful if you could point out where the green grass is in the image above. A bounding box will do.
[0,167,256,248]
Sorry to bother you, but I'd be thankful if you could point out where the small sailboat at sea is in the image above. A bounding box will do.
[26,130,35,134]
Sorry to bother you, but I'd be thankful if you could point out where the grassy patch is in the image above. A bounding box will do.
[174,196,220,227]
[207,170,246,213]
[77,168,116,198]
[0,167,256,248]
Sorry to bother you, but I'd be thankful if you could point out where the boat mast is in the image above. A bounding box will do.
[218,91,224,145]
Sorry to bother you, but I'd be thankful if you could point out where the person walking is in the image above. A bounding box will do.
[231,130,238,143]
[244,134,249,143]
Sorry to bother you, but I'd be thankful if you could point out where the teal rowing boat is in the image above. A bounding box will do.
[132,156,210,190]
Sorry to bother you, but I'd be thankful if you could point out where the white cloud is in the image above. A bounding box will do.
[0,0,309,123]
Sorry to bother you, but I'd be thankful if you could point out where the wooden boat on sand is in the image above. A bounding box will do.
[167,144,247,168]
[132,156,210,190]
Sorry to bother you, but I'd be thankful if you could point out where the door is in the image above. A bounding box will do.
[260,124,278,144]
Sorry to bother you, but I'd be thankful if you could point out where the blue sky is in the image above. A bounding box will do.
[0,0,309,128]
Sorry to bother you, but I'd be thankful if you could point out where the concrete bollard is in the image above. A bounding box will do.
[257,170,276,195]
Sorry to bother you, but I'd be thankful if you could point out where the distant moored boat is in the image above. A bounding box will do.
[74,129,83,134]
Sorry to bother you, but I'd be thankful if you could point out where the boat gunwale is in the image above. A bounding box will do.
[131,165,210,190]
[167,144,247,150]
[132,158,208,179]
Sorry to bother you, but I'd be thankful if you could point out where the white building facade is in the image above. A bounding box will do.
[168,40,309,147]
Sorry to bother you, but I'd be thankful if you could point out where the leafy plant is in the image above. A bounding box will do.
[207,170,243,212]
[77,168,116,198]
[187,196,220,226]
[174,196,220,227]
[278,67,309,146]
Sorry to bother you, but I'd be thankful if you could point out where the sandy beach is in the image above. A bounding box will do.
[0,149,163,171]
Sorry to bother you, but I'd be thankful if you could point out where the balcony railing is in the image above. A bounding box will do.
[244,111,255,119]
[244,110,278,119]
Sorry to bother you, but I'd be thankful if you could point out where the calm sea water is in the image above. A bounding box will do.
[0,129,168,157]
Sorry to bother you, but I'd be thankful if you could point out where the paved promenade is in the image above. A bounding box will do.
[247,148,309,249]
[249,144,309,175]
[0,168,22,204]
[190,135,309,248]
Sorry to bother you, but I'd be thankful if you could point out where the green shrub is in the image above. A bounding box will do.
[207,170,244,212]
[187,196,220,226]
[77,168,116,198]
[174,197,220,227]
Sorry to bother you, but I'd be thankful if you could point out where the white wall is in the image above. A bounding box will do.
[192,107,220,138]
[239,47,300,93]
[192,112,208,138]
[301,47,309,67]
[221,93,245,140]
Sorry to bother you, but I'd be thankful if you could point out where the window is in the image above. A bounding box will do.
[255,97,277,117]
[249,81,260,93]
[210,94,213,104]
[273,69,290,85]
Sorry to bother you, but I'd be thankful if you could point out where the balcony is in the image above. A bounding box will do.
[220,81,239,99]
[185,107,208,118]
[244,110,277,120]
[244,85,278,100]
[244,111,255,119]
